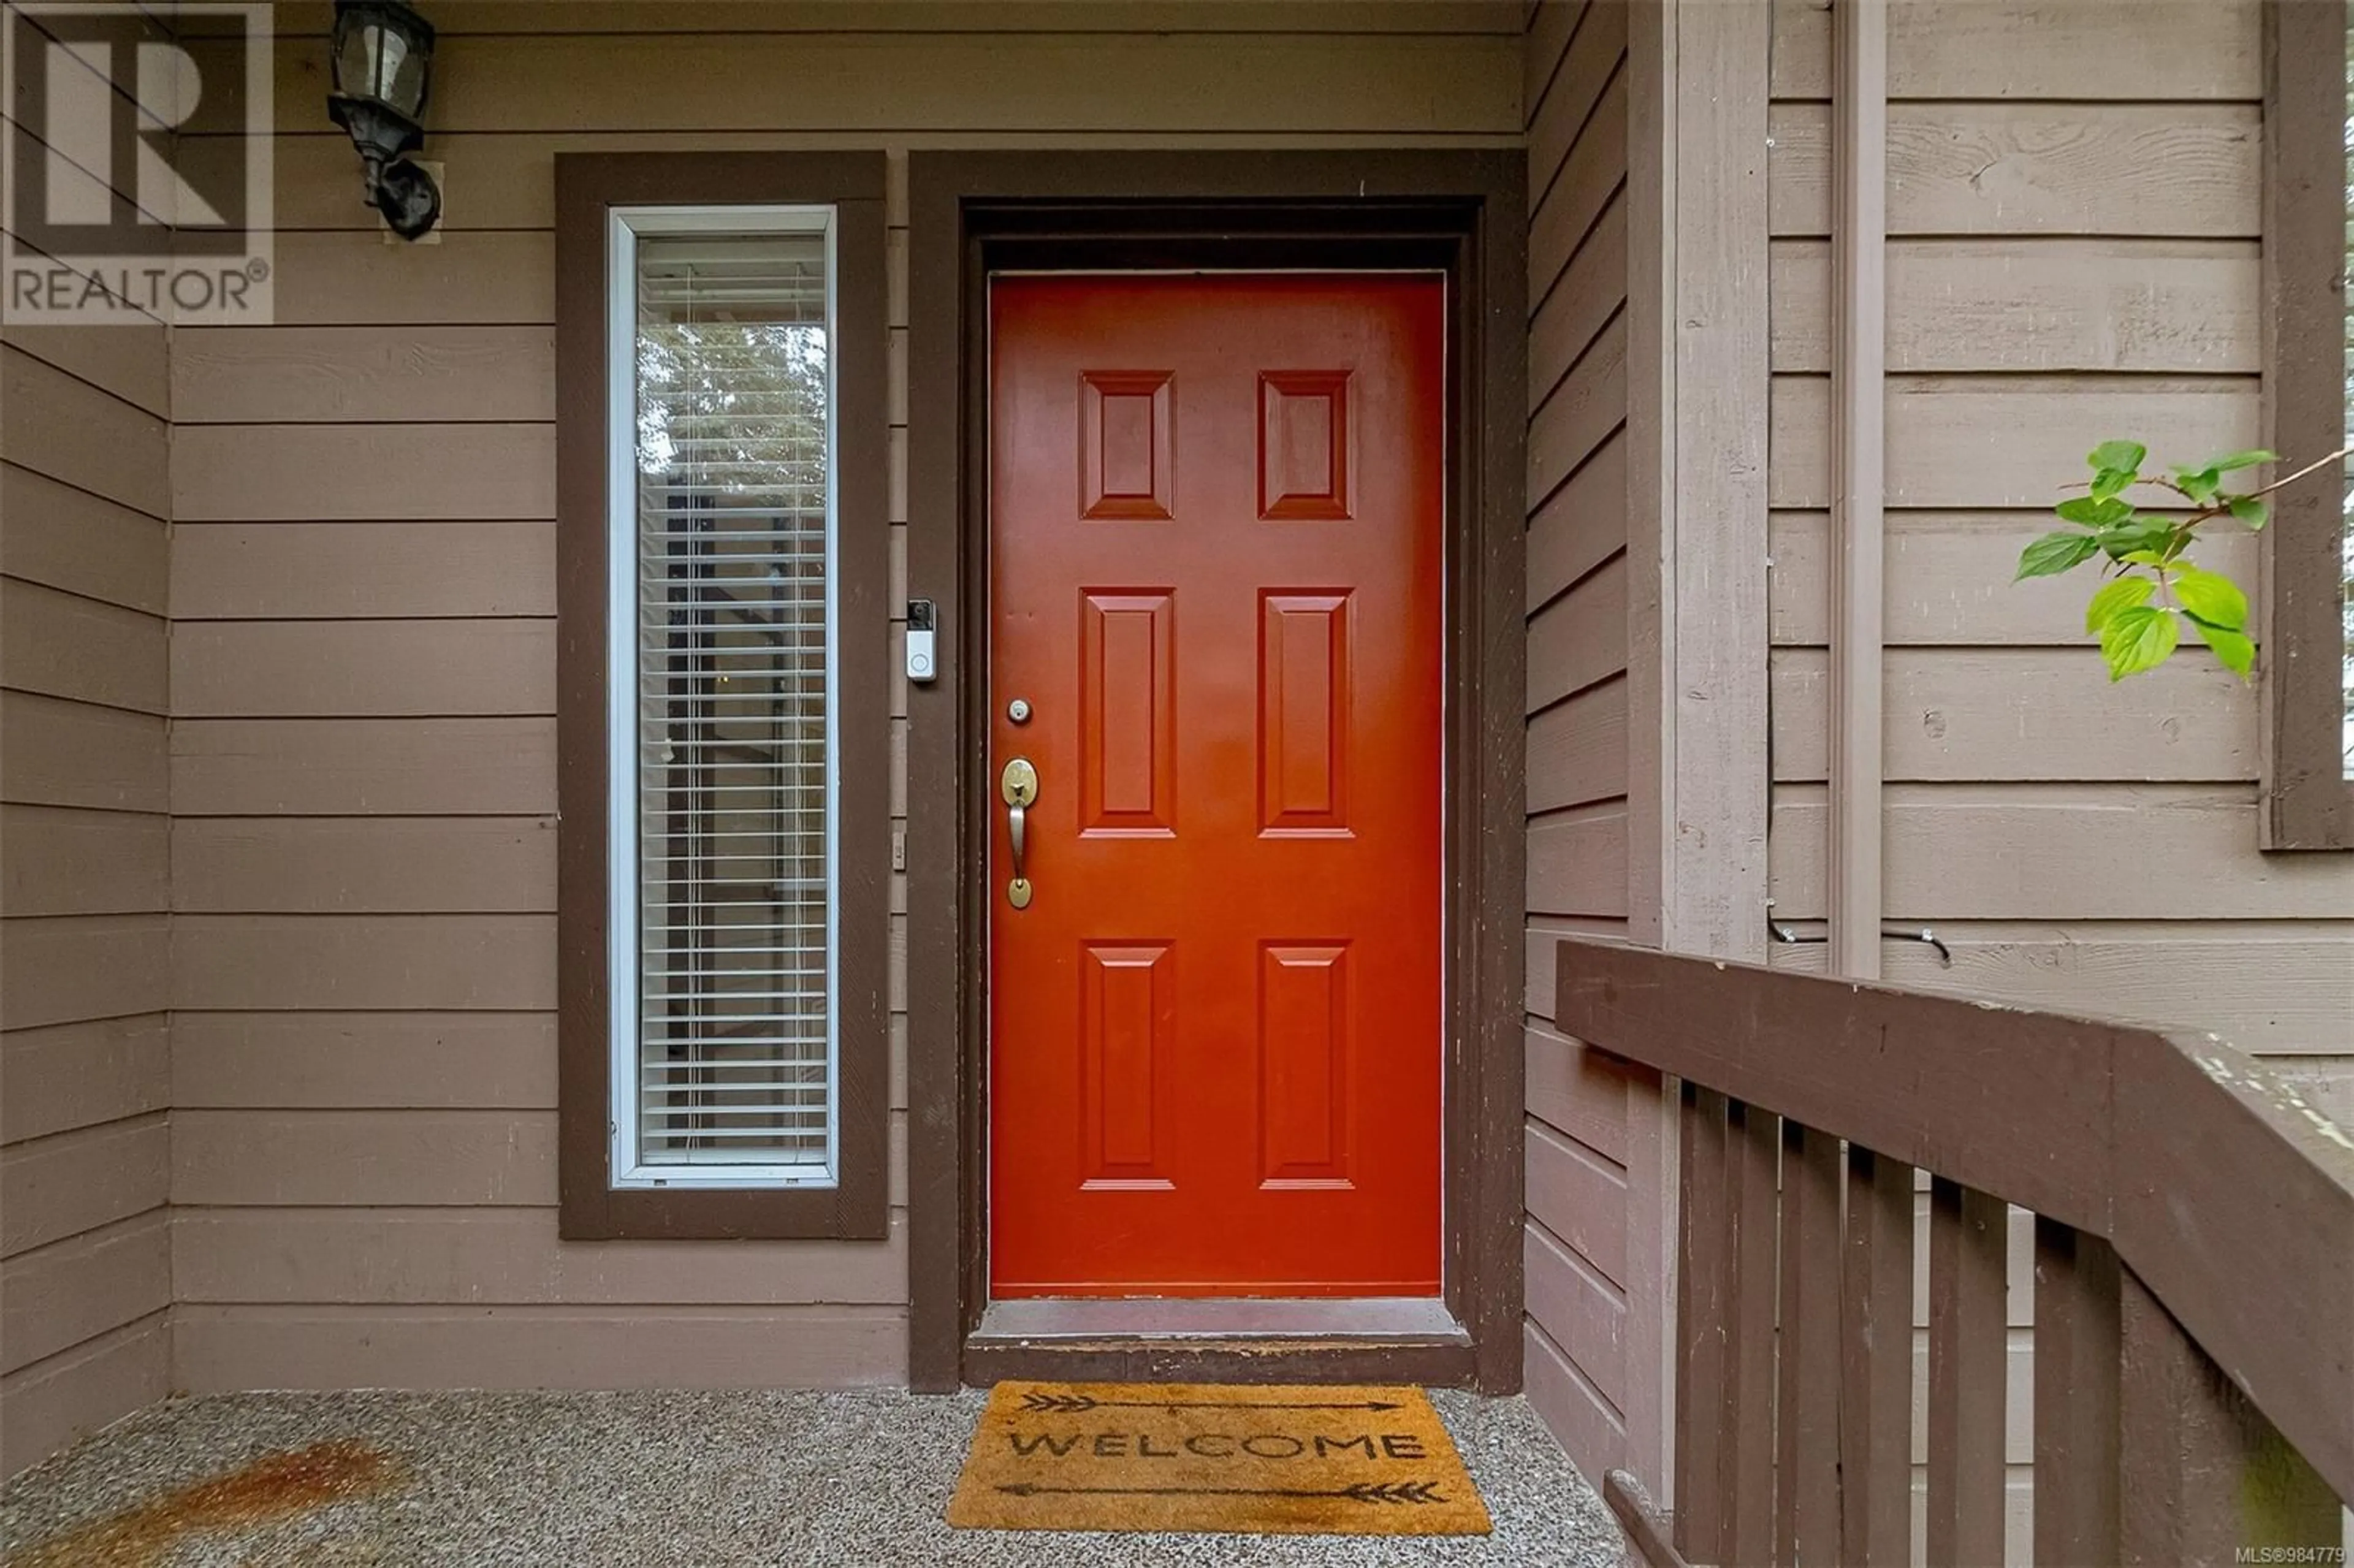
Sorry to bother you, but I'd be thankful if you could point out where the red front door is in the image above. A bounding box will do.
[988,275,1445,1297]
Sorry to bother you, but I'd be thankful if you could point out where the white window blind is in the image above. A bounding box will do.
[607,208,839,1187]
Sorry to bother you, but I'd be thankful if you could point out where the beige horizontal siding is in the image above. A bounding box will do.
[171,1305,907,1393]
[1520,0,1634,1489]
[1,313,173,1474]
[153,10,1522,1406]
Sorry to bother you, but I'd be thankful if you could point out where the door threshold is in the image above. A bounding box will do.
[963,1297,1476,1388]
[975,1296,1463,1342]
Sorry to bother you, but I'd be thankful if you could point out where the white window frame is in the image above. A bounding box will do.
[604,203,843,1189]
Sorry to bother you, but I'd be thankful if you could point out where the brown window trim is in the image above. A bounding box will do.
[2263,0,2354,849]
[555,151,891,1240]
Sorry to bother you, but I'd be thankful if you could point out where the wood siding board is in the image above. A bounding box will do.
[172,1012,558,1109]
[172,1209,910,1306]
[0,349,169,518]
[171,915,556,1011]
[1770,376,2260,511]
[254,34,1521,135]
[1777,0,2260,100]
[1526,2,1622,215]
[0,321,168,419]
[1757,921,2354,1057]
[1526,675,1629,813]
[1772,238,2260,375]
[1525,1019,1633,1166]
[1769,103,2261,238]
[171,621,554,718]
[169,1304,907,1391]
[0,1015,170,1144]
[1528,70,1628,312]
[1528,804,1631,920]
[1527,311,1627,506]
[170,326,557,423]
[0,916,170,1032]
[1771,509,2264,647]
[173,525,555,621]
[0,695,167,815]
[1526,430,1628,610]
[0,1311,170,1482]
[169,815,556,913]
[273,2,1532,35]
[0,1211,172,1375]
[265,232,555,323]
[1527,552,1629,711]
[1530,192,1628,409]
[1522,916,1632,1022]
[0,580,169,715]
[2,805,170,916]
[0,465,170,615]
[1770,647,2261,783]
[1523,1312,1629,1475]
[1770,785,2354,921]
[172,718,556,816]
[1524,1213,1628,1411]
[172,424,555,522]
[1525,1117,1628,1289]
[173,1108,908,1209]
[0,1116,170,1259]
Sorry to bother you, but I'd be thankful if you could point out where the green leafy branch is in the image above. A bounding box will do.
[2019,440,2348,681]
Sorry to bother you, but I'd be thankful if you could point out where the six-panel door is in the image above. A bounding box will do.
[988,275,1445,1296]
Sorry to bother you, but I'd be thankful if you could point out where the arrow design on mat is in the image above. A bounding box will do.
[997,1480,1449,1506]
[1016,1392,1403,1415]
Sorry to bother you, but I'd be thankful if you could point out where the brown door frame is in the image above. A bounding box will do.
[905,150,1527,1393]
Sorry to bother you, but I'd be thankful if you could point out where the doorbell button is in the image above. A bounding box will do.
[907,598,937,683]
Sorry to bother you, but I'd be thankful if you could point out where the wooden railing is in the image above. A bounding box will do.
[1556,940,2353,1567]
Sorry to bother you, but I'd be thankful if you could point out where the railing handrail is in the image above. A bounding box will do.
[1554,938,2354,1506]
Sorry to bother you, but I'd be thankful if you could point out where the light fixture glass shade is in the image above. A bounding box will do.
[329,0,434,129]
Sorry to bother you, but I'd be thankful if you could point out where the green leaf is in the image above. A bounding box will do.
[2096,519,2175,560]
[2016,530,2101,580]
[2228,495,2269,529]
[2173,566,2248,631]
[2173,466,2221,505]
[2055,496,2132,527]
[2189,617,2257,679]
[2084,576,2155,634]
[2089,468,2136,504]
[2099,605,2180,681]
[2089,440,2147,475]
[2206,449,2277,474]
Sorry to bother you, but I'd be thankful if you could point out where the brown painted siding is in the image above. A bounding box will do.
[0,315,175,1470]
[162,2,1522,1399]
[1520,0,1636,1484]
[1764,1,2350,1557]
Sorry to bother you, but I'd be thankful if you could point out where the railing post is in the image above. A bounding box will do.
[1723,1098,1781,1566]
[1675,1083,1729,1562]
[1775,1121,1843,1564]
[1840,1143,1913,1566]
[2032,1217,2122,1566]
[1926,1179,2008,1567]
[2119,1269,2345,1566]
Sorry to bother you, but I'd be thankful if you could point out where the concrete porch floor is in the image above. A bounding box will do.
[1,1388,1624,1566]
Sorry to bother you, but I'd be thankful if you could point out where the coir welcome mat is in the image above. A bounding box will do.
[946,1381,1491,1537]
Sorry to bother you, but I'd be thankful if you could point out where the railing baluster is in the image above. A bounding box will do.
[1926,1178,2007,1567]
[1775,1120,1842,1565]
[1840,1143,1913,1566]
[1725,1097,1780,1565]
[1675,1083,1731,1563]
[2117,1269,2344,1565]
[2032,1217,2120,1565]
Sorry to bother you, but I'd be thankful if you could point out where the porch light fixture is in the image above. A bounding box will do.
[326,0,440,240]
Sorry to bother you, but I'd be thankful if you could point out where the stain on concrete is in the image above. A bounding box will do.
[8,1439,402,1568]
